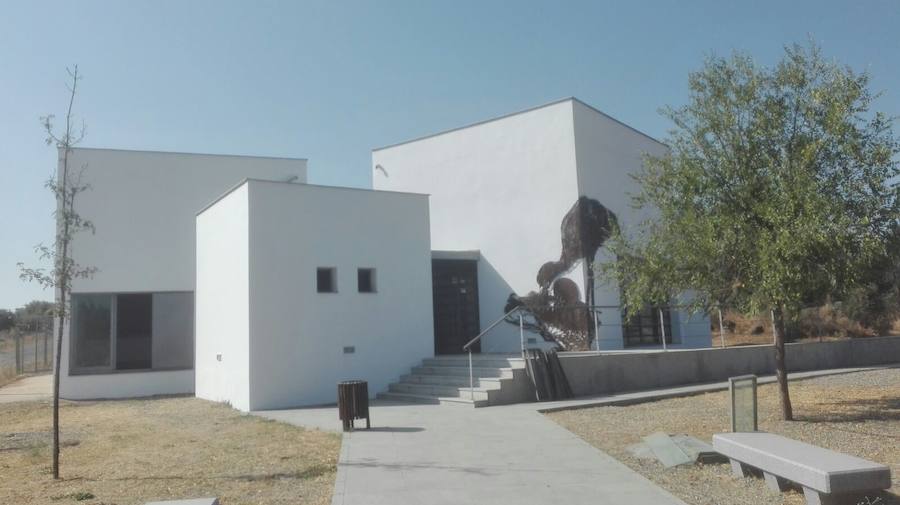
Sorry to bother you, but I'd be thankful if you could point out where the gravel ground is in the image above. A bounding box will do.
[547,368,900,505]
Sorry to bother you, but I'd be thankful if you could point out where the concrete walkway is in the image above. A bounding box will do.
[256,365,895,505]
[260,401,686,505]
[259,406,688,504]
[0,374,51,403]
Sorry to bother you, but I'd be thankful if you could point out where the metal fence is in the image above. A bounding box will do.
[469,304,716,354]
[3,316,54,375]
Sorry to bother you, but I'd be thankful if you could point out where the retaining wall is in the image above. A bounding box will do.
[557,336,900,397]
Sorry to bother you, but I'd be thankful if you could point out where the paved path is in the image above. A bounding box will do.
[258,404,687,504]
[256,365,895,505]
[0,374,52,403]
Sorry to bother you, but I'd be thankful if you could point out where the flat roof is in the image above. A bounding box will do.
[70,146,308,162]
[196,178,429,217]
[372,97,666,152]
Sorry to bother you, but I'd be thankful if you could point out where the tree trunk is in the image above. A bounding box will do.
[52,294,64,479]
[53,146,70,480]
[771,307,794,421]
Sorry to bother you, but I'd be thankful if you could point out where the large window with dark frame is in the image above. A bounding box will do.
[621,305,673,347]
[70,292,194,374]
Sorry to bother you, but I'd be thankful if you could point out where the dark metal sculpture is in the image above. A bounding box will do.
[507,196,618,350]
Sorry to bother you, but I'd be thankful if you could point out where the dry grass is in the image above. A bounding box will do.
[0,365,17,388]
[547,368,900,505]
[0,397,341,505]
[712,308,899,347]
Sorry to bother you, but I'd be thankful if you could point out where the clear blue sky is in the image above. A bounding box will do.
[2,0,898,309]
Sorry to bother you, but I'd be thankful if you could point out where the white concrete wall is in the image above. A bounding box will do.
[195,185,251,411]
[373,100,581,352]
[373,98,711,351]
[68,148,307,293]
[572,100,712,349]
[244,180,434,410]
[61,148,305,400]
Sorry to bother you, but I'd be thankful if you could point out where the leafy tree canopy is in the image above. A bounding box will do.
[601,42,900,320]
[15,300,54,332]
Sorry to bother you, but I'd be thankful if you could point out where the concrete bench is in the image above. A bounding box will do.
[713,432,891,505]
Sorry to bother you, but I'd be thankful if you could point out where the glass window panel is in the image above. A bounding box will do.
[152,292,194,369]
[116,293,152,370]
[622,305,672,347]
[73,294,111,368]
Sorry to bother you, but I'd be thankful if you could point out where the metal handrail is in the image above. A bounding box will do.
[461,304,647,353]
[462,304,608,400]
[462,305,524,352]
[460,303,697,400]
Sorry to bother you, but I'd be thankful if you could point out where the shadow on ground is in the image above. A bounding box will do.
[795,397,900,423]
[352,426,424,433]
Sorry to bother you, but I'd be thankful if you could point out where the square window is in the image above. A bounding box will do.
[358,268,376,293]
[317,267,337,293]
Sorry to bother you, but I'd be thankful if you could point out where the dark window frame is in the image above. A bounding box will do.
[622,305,673,347]
[68,291,194,376]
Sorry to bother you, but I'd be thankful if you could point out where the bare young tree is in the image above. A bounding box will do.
[18,65,96,479]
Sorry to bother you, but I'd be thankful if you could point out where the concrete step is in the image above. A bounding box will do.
[411,365,514,378]
[423,356,526,369]
[399,373,506,388]
[389,382,496,401]
[376,391,489,407]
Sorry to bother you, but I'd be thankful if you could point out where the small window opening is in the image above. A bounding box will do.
[358,268,376,293]
[317,267,337,293]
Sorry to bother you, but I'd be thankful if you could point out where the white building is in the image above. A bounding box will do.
[61,148,307,400]
[373,98,711,353]
[59,98,711,409]
[195,179,433,411]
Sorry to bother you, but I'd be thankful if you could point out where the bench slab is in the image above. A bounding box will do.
[145,499,219,505]
[713,432,890,495]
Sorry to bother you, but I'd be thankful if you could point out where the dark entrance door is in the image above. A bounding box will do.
[432,259,481,354]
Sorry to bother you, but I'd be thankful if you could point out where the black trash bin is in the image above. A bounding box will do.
[338,380,370,432]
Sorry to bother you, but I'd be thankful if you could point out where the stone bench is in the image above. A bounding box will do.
[145,499,219,505]
[713,432,891,505]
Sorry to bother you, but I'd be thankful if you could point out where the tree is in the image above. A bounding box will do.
[841,226,900,335]
[599,43,899,421]
[18,66,96,479]
[0,310,14,332]
[14,300,54,333]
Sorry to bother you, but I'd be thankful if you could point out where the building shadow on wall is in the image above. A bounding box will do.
[477,255,531,352]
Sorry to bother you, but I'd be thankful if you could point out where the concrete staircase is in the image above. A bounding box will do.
[377,354,533,407]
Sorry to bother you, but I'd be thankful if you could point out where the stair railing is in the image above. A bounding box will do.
[458,305,626,400]
[462,306,526,399]
[457,303,710,402]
